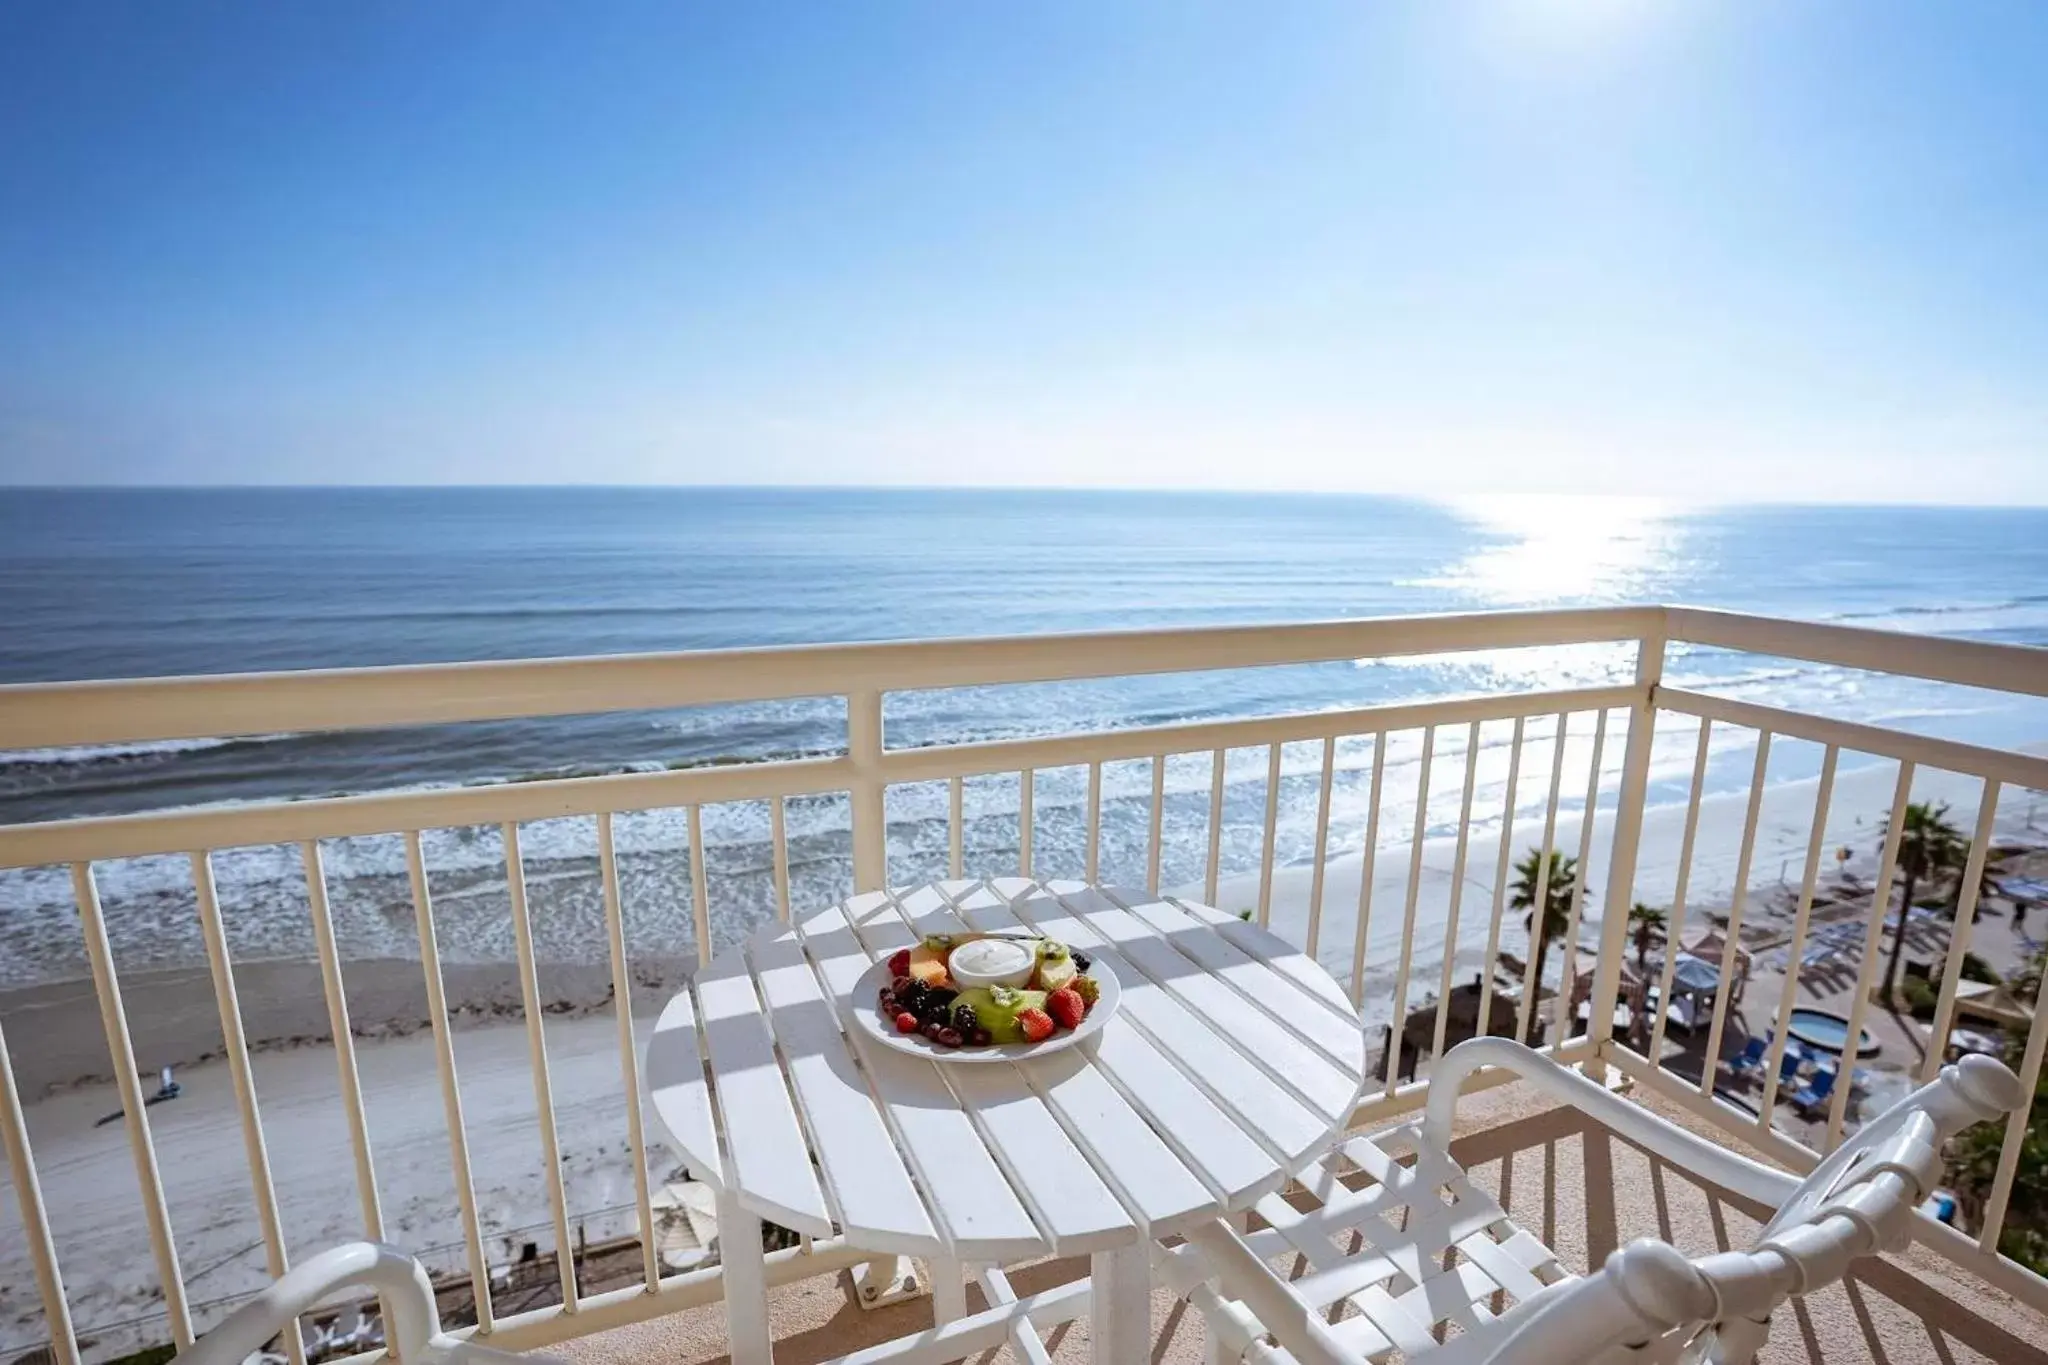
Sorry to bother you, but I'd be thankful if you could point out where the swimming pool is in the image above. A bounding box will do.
[1787,1008,1881,1058]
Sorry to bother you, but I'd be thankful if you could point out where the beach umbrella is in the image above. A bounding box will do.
[1670,954,1721,995]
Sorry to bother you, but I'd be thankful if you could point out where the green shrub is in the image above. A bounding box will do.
[1961,951,2001,984]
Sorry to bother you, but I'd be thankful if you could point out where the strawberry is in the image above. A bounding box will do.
[887,947,913,978]
[1046,987,1085,1031]
[1016,1007,1056,1043]
[894,1011,921,1034]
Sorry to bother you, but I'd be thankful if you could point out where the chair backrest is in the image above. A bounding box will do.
[176,1242,562,1365]
[1485,1054,2023,1365]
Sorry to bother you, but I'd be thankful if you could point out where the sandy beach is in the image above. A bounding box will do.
[4,751,2043,1357]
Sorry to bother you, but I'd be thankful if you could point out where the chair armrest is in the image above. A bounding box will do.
[1419,1038,1801,1210]
[176,1243,440,1365]
[1185,1220,1357,1365]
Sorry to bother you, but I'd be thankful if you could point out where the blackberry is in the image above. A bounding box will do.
[919,988,958,1024]
[1072,951,1091,973]
[897,979,929,1014]
[951,1003,980,1034]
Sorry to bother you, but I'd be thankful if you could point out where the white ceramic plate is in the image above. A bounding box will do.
[845,956,1121,1064]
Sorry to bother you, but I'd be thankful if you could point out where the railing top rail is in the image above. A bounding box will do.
[0,686,1629,869]
[2,604,2043,755]
[0,606,1658,750]
[1665,606,2048,701]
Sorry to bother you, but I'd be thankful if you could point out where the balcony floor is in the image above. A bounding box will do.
[555,1078,2047,1365]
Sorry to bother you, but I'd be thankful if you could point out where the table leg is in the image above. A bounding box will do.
[932,1257,969,1324]
[1205,1212,1249,1365]
[852,1254,922,1309]
[1090,1243,1152,1363]
[717,1187,773,1365]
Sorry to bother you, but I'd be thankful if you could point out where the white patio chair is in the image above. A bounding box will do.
[1158,1038,2022,1365]
[178,1242,556,1365]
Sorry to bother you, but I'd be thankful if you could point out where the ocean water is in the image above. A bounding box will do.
[2,487,2046,987]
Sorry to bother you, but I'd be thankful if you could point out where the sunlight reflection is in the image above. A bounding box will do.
[1422,494,1684,605]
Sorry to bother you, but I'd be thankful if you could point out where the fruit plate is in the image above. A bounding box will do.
[845,957,1121,1063]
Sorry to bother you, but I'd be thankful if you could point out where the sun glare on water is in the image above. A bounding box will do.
[1425,494,1684,606]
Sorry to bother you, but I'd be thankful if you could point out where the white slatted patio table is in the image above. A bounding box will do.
[646,877,1370,1365]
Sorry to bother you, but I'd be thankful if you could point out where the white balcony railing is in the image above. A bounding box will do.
[1,605,2045,1363]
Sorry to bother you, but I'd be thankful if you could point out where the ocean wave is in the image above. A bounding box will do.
[0,735,259,768]
[1829,593,2048,622]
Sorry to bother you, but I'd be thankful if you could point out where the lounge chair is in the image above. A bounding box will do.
[1789,1065,1836,1115]
[1723,1035,1767,1077]
[1159,1038,2019,1365]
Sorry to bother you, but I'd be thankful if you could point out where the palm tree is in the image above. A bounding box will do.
[1630,908,1662,1047]
[1881,801,1965,1001]
[1510,847,1578,1028]
[1628,902,1667,977]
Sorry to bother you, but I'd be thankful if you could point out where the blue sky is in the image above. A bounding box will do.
[2,2,2044,500]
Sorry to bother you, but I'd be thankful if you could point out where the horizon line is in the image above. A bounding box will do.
[2,482,2044,512]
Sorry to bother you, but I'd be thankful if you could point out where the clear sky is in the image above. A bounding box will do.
[2,2,2044,501]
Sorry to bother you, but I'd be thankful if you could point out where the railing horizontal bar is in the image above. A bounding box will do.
[0,754,856,870]
[1656,688,2048,792]
[1348,1036,1601,1127]
[1665,607,2048,700]
[322,1236,875,1365]
[0,607,1661,749]
[879,686,1638,784]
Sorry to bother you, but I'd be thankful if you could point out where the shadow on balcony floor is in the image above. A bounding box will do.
[555,1079,2048,1365]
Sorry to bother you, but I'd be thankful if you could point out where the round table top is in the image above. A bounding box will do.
[646,877,1369,1261]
